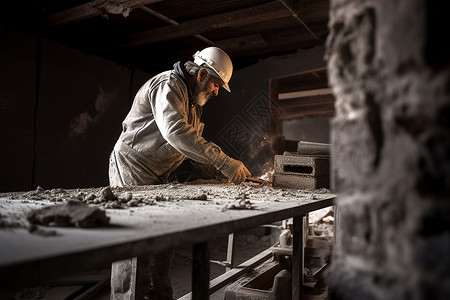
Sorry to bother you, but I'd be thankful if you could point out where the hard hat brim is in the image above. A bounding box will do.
[193,53,231,93]
[223,82,231,93]
[204,64,231,93]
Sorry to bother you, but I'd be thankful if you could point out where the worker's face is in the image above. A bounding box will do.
[194,68,223,107]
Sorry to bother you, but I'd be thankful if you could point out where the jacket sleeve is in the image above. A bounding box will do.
[149,78,231,170]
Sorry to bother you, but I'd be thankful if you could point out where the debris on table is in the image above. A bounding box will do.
[100,186,117,201]
[188,193,208,200]
[222,199,254,211]
[155,193,175,201]
[27,199,110,228]
[28,224,58,237]
[2,181,333,219]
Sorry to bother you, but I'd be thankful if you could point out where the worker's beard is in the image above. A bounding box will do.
[193,75,213,107]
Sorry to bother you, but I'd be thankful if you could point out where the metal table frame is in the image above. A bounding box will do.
[0,194,334,300]
[181,198,335,300]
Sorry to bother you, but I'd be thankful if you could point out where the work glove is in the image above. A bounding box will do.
[218,157,251,184]
[189,160,226,180]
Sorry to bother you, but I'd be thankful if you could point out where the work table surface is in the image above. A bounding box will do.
[0,181,334,285]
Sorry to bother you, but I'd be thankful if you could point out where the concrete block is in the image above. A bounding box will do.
[297,141,330,156]
[274,155,330,177]
[273,174,329,189]
[273,155,330,189]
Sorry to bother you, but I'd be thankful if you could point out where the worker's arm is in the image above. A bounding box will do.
[150,79,250,183]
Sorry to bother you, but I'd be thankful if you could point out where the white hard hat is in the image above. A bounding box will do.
[193,47,233,92]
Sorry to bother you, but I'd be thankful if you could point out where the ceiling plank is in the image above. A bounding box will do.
[42,0,164,28]
[139,6,214,46]
[224,23,329,59]
[278,0,322,40]
[216,34,267,53]
[120,1,292,48]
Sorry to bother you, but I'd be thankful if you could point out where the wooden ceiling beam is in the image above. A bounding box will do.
[42,0,164,28]
[139,6,214,46]
[278,0,322,41]
[226,24,329,59]
[216,34,267,53]
[120,1,292,48]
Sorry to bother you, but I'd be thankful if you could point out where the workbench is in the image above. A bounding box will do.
[0,182,335,299]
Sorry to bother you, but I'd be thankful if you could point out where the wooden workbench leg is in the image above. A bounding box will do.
[292,215,305,300]
[192,241,210,300]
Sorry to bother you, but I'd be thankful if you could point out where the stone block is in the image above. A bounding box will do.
[274,155,330,177]
[273,155,330,189]
[273,173,329,190]
[297,141,330,156]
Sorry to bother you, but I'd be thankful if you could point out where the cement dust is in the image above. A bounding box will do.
[0,180,332,233]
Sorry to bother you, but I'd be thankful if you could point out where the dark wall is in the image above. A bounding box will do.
[0,26,36,192]
[0,24,328,191]
[0,26,150,192]
[202,47,327,176]
[282,116,330,144]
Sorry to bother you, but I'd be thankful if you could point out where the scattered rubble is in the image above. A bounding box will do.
[28,224,58,237]
[223,199,254,211]
[27,200,110,228]
[0,206,31,229]
[188,193,208,200]
[1,181,333,231]
[100,186,117,201]
[1,181,331,210]
[155,193,175,201]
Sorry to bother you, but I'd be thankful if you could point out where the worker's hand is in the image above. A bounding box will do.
[220,157,251,184]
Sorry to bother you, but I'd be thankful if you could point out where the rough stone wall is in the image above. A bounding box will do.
[325,0,450,299]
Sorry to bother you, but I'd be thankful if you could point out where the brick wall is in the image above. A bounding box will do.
[326,0,450,299]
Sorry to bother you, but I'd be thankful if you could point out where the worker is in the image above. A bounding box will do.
[108,47,251,300]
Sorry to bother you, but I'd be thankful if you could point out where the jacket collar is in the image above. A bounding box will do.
[173,61,194,101]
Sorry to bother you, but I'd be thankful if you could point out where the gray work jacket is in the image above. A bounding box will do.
[115,62,227,182]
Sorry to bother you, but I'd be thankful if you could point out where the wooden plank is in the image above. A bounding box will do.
[216,34,266,53]
[192,242,210,300]
[283,0,329,23]
[42,0,164,28]
[279,88,332,100]
[280,0,322,40]
[139,6,214,45]
[228,23,329,58]
[120,1,292,47]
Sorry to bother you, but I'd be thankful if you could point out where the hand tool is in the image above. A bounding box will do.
[244,177,271,185]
